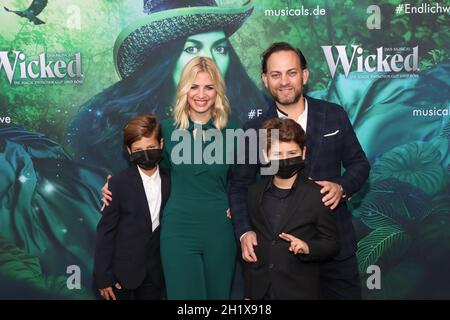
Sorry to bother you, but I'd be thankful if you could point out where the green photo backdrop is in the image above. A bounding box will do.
[0,0,449,299]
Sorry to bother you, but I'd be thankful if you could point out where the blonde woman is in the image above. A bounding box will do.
[160,56,238,299]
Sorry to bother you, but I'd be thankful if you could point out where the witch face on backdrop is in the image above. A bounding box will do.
[172,30,230,87]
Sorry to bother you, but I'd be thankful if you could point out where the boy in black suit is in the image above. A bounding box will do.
[94,114,170,300]
[244,118,340,300]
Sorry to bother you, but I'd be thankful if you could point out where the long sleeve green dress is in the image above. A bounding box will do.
[160,117,238,300]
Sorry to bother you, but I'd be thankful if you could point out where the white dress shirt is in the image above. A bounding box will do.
[137,165,162,232]
[276,98,308,133]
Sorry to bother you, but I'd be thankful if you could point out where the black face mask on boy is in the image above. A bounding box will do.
[272,155,305,179]
[129,149,163,170]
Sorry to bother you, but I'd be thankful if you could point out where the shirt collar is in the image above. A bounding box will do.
[264,173,301,193]
[275,98,308,121]
[187,118,216,131]
[137,165,160,184]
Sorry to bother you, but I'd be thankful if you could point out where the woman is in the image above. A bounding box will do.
[65,0,267,175]
[159,56,237,299]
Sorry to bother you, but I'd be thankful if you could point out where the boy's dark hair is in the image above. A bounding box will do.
[262,118,306,151]
[123,114,161,148]
[261,42,307,73]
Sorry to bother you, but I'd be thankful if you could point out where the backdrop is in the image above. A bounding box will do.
[0,0,449,299]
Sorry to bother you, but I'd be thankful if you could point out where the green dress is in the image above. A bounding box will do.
[160,118,238,300]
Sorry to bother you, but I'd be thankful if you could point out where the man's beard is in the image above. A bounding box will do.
[271,87,302,106]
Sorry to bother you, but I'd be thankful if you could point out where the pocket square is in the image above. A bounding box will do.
[323,130,340,137]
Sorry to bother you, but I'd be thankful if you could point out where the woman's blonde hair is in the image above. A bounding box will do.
[173,56,230,130]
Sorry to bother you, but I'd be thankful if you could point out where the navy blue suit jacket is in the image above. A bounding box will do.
[94,166,170,290]
[229,96,370,260]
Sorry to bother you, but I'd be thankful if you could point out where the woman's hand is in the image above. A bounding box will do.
[279,232,310,255]
[100,175,112,211]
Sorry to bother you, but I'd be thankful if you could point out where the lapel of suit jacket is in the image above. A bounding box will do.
[255,177,277,240]
[129,166,153,230]
[263,104,279,120]
[260,104,280,127]
[275,175,308,235]
[305,96,326,176]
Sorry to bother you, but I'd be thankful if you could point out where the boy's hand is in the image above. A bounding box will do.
[99,282,122,300]
[279,232,310,255]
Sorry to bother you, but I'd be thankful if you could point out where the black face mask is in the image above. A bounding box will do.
[129,149,163,170]
[272,155,305,179]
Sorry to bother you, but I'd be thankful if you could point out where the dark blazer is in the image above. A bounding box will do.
[94,166,170,290]
[230,96,370,260]
[245,175,340,300]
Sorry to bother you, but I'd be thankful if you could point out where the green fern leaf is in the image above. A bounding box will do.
[357,225,411,273]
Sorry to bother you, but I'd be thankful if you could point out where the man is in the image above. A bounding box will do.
[230,42,370,299]
[245,117,340,300]
[94,114,170,300]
